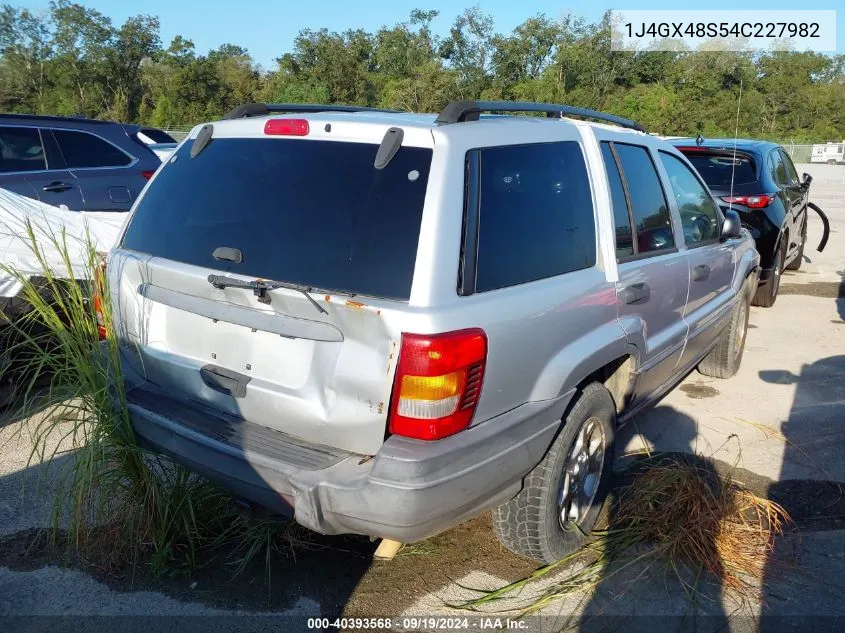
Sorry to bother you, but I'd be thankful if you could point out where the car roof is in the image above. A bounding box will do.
[670,137,778,153]
[204,110,652,144]
[0,112,117,126]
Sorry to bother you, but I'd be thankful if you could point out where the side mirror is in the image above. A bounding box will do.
[721,210,742,241]
[802,172,813,188]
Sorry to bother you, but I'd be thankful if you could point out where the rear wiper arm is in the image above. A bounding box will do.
[207,274,328,315]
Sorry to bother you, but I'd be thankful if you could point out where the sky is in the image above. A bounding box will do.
[14,0,845,68]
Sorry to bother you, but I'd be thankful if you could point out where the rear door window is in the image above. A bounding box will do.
[472,141,596,293]
[122,137,432,301]
[0,126,46,173]
[613,143,675,254]
[53,129,133,168]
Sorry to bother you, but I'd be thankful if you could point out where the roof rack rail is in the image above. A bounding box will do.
[434,100,647,133]
[223,103,400,120]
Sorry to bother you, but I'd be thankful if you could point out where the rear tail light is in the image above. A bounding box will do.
[141,170,155,180]
[93,260,107,341]
[264,118,309,136]
[720,194,776,209]
[388,329,487,441]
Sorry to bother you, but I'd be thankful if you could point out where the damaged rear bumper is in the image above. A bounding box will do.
[125,382,572,542]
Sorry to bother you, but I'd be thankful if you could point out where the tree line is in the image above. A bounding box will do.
[2,2,844,141]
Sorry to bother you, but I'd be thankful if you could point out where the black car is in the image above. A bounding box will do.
[0,113,163,212]
[672,138,812,307]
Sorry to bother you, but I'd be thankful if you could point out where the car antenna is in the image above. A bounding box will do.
[728,78,743,206]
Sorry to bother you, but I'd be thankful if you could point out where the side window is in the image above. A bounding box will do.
[780,149,799,184]
[0,126,46,173]
[473,141,596,292]
[768,150,787,187]
[613,144,675,254]
[600,142,634,258]
[659,152,721,245]
[52,130,132,168]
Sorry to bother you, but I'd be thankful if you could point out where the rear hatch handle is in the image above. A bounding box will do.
[200,364,251,398]
[208,274,329,315]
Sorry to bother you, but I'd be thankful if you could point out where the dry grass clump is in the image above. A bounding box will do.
[460,454,790,615]
[613,456,788,591]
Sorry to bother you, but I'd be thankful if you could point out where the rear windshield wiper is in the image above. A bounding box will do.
[208,274,328,315]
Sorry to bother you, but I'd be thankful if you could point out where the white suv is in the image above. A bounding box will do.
[105,101,759,563]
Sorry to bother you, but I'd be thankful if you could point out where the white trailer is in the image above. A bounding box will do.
[810,141,845,165]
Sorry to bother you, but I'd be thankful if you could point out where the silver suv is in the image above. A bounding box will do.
[106,101,760,563]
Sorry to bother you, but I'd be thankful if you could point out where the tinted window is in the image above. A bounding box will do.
[53,130,132,168]
[0,126,46,173]
[768,149,787,187]
[613,144,674,253]
[600,142,634,258]
[682,152,757,187]
[473,142,596,292]
[659,152,721,245]
[780,149,799,184]
[140,128,176,143]
[122,138,432,300]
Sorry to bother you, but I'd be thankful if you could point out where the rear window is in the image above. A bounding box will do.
[681,152,757,187]
[140,128,177,143]
[121,137,432,300]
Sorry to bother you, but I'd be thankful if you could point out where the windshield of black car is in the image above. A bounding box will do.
[121,137,432,301]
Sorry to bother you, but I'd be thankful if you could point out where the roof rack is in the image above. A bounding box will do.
[434,100,647,133]
[223,103,400,120]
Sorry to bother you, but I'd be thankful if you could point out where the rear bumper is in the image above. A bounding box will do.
[126,383,572,542]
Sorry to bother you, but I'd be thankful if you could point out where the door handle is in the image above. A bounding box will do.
[42,181,73,193]
[692,264,711,282]
[621,283,650,305]
[200,364,251,398]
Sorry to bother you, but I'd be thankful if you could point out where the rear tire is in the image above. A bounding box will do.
[698,281,752,379]
[752,244,784,308]
[785,221,806,271]
[491,383,616,564]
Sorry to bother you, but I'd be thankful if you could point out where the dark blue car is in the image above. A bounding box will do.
[0,114,164,212]
[672,138,814,308]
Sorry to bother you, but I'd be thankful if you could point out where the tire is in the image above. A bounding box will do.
[491,382,616,564]
[828,159,837,165]
[785,221,806,271]
[698,281,752,379]
[752,243,784,308]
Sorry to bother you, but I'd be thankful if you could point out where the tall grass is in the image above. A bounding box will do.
[0,218,296,576]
